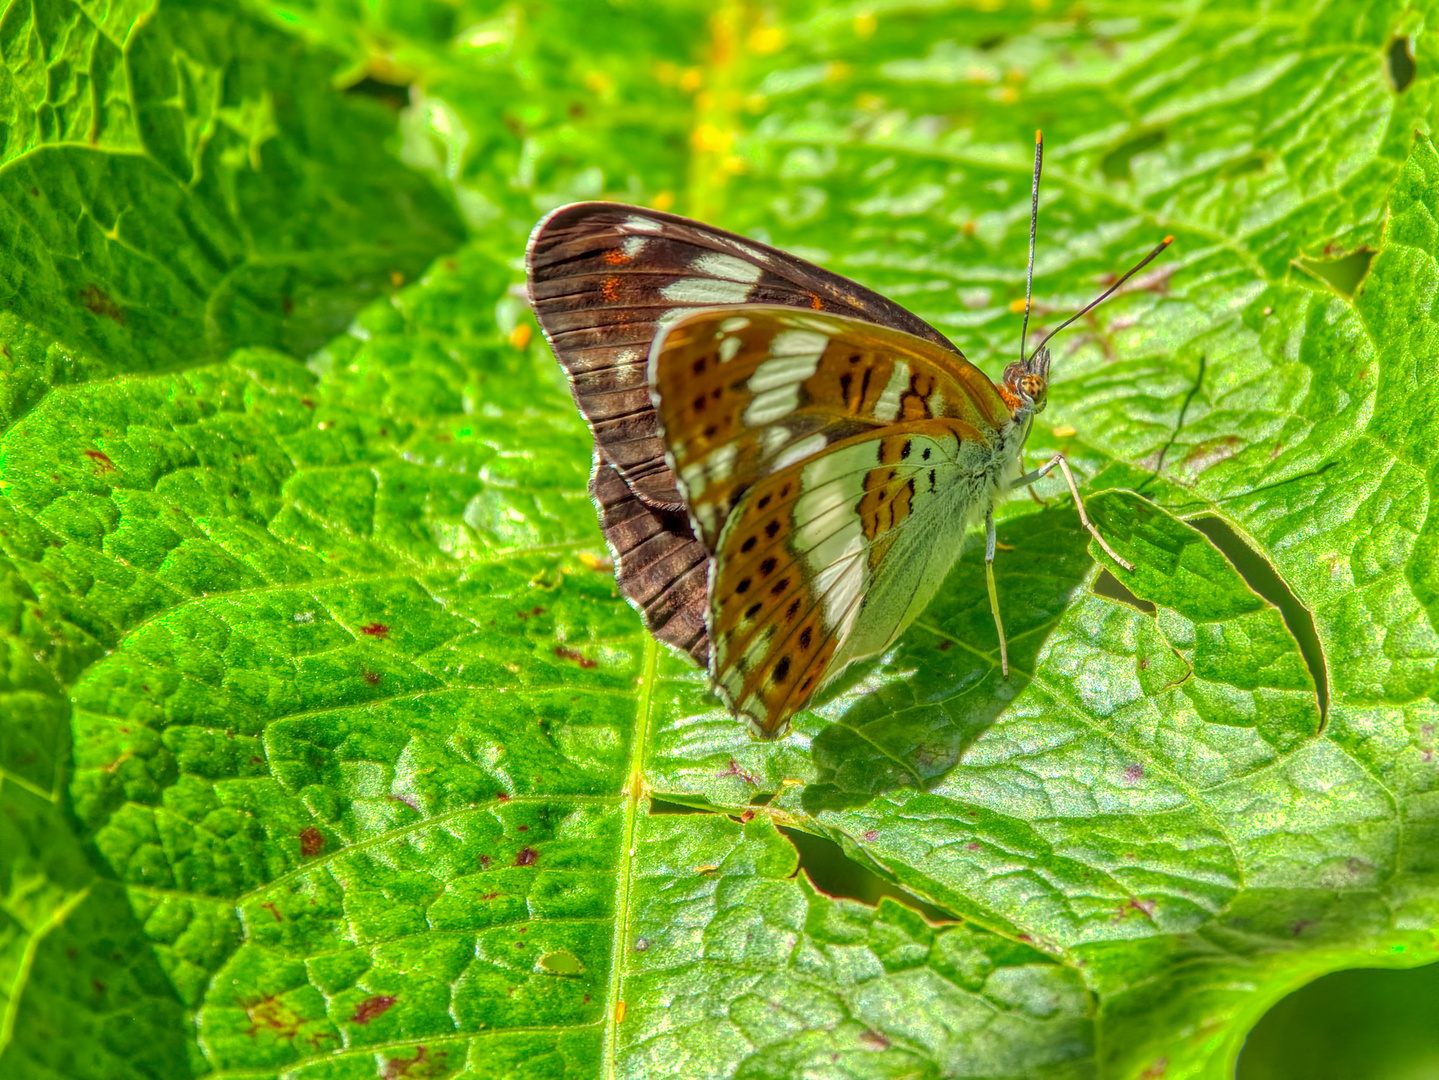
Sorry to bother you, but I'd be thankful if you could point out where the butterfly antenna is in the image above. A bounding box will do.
[1030,234,1175,360]
[1018,129,1043,365]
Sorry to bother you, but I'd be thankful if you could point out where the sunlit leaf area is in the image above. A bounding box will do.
[0,2,1436,1078]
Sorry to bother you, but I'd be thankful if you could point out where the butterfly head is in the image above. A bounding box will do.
[1001,347,1050,416]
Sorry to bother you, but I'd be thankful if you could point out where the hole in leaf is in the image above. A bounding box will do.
[1101,129,1166,181]
[1092,568,1156,614]
[343,75,411,111]
[1387,36,1417,92]
[1237,962,1439,1079]
[648,798,716,815]
[779,826,954,922]
[1297,248,1374,297]
[539,950,584,976]
[1188,516,1328,719]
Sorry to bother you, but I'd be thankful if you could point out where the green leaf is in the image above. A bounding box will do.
[3,2,1439,1080]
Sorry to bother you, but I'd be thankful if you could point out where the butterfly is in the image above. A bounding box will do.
[526,133,1170,737]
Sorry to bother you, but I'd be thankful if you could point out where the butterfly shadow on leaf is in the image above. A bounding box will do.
[801,501,1098,813]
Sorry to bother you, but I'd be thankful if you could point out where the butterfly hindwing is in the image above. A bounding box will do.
[649,307,1020,734]
[588,454,710,666]
[526,202,960,509]
[706,421,999,735]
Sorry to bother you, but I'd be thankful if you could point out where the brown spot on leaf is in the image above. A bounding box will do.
[352,995,398,1024]
[936,640,952,651]
[299,827,324,857]
[383,1046,445,1080]
[859,1030,890,1049]
[85,449,115,472]
[555,646,597,668]
[79,284,125,324]
[363,671,381,686]
[515,847,538,867]
[242,995,302,1040]
[360,622,390,639]
[480,854,491,869]
[1181,436,1242,474]
[260,902,283,922]
[719,758,758,785]
[862,830,879,842]
[1122,763,1144,785]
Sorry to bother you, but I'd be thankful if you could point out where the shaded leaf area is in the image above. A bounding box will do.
[2,2,1439,1080]
[0,0,463,432]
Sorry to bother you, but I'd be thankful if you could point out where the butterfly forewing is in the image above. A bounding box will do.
[650,307,1018,734]
[651,308,1011,546]
[525,202,960,509]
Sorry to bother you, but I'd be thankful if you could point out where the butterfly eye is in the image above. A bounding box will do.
[1018,373,1047,408]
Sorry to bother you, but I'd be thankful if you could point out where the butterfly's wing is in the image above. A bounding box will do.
[587,453,710,667]
[650,306,1019,736]
[526,202,960,510]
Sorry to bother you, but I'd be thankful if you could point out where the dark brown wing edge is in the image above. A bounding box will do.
[526,201,962,510]
[589,452,711,668]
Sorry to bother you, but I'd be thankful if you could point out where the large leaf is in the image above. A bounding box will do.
[1,2,1437,1079]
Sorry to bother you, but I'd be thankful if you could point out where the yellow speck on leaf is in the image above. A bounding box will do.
[748,26,784,54]
[1052,424,1078,438]
[615,1001,627,1023]
[652,191,674,211]
[508,323,532,349]
[1009,297,1029,314]
[691,124,733,153]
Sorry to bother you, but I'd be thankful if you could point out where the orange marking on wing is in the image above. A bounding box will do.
[600,277,620,302]
[603,248,630,265]
[806,345,897,419]
[900,370,938,420]
[807,291,823,310]
[747,626,839,735]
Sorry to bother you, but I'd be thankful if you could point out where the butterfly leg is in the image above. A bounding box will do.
[1013,454,1135,572]
[985,508,1009,679]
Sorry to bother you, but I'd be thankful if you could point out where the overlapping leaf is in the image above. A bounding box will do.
[1,2,1436,1080]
